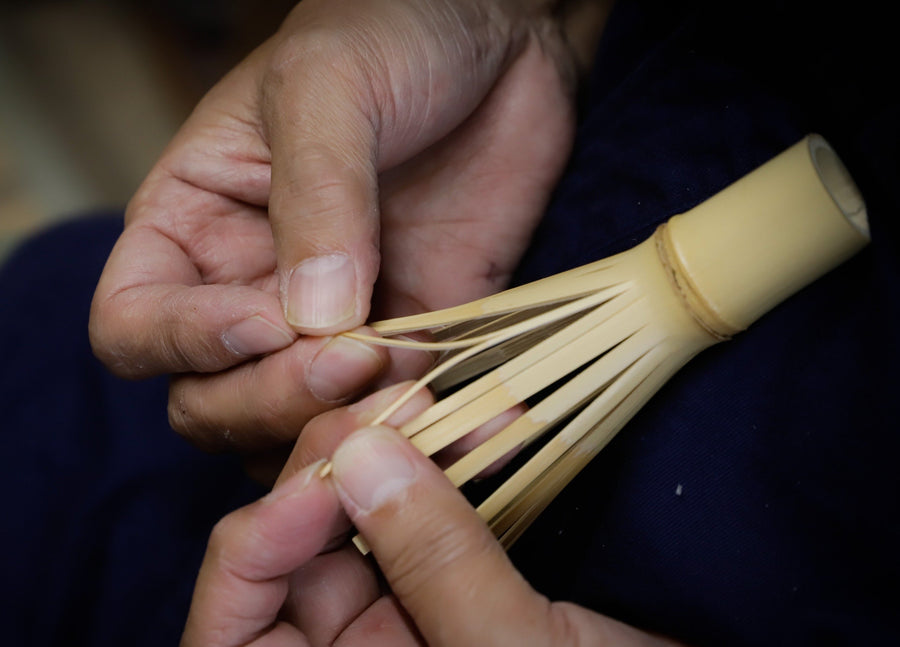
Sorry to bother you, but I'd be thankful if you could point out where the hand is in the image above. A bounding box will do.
[89,0,578,454]
[181,392,688,646]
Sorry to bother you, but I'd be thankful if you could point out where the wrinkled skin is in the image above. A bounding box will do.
[181,387,688,647]
[89,0,577,459]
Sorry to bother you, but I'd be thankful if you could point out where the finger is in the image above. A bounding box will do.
[276,382,435,486]
[169,329,389,452]
[181,460,341,647]
[330,428,682,646]
[375,29,576,319]
[329,426,552,646]
[283,545,384,646]
[91,223,295,380]
[432,403,528,478]
[259,383,435,559]
[334,596,425,647]
[262,37,381,336]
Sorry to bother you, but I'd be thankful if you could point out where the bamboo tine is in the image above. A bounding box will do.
[367,286,628,429]
[398,287,636,441]
[443,326,661,488]
[488,349,690,547]
[338,135,869,555]
[370,260,619,335]
[430,307,591,392]
[478,346,669,533]
[405,294,643,456]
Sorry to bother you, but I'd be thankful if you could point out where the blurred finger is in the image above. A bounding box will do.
[333,596,425,647]
[181,460,341,647]
[283,545,382,645]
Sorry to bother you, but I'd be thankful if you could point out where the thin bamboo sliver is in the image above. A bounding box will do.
[337,135,870,552]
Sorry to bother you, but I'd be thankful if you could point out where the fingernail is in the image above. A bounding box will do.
[222,316,294,357]
[285,254,357,330]
[307,336,384,402]
[331,426,417,514]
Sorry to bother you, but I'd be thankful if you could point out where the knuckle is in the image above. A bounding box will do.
[277,156,355,213]
[530,17,579,87]
[168,366,309,453]
[547,601,596,647]
[206,511,250,573]
[88,295,144,379]
[89,287,201,379]
[208,507,272,583]
[167,383,192,435]
[158,293,212,367]
[261,27,376,140]
[248,384,315,443]
[249,391,292,435]
[264,27,365,102]
[207,514,236,555]
[87,303,115,364]
[167,378,226,451]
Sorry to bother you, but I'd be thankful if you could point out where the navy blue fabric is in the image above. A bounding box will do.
[507,2,900,646]
[1,1,897,645]
[0,214,265,646]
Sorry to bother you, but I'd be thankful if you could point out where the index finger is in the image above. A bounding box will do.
[91,201,295,380]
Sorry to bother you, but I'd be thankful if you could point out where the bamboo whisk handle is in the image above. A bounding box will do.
[661,134,869,336]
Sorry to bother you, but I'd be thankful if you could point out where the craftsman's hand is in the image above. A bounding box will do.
[181,394,686,646]
[89,0,578,454]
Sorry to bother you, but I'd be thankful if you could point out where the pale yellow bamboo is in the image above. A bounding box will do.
[360,285,630,428]
[337,134,870,554]
[442,325,664,487]
[487,348,691,547]
[478,346,671,531]
[430,303,608,392]
[405,294,643,455]
[369,261,619,336]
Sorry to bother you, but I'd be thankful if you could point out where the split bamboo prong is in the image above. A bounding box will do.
[336,134,869,553]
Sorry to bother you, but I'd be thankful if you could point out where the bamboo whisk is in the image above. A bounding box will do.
[342,134,870,550]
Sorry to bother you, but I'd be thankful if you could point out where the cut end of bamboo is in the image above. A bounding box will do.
[664,134,869,332]
[353,534,371,555]
[808,134,869,238]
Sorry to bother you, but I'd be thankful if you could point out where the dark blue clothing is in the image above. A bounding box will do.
[1,1,897,645]
[0,214,266,645]
[507,2,900,646]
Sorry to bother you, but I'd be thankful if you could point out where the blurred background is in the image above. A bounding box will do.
[0,0,295,262]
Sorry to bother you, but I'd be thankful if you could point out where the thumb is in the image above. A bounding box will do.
[264,54,381,335]
[329,425,554,646]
